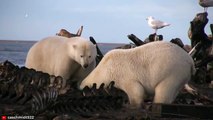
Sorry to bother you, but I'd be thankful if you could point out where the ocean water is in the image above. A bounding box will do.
[0,40,124,66]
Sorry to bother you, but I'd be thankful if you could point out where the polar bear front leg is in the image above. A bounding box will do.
[122,81,145,108]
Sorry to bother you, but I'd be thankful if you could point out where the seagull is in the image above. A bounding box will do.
[25,13,28,18]
[146,16,170,34]
[199,0,213,12]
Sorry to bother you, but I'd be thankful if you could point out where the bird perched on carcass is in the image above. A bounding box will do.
[146,16,170,34]
[199,0,213,12]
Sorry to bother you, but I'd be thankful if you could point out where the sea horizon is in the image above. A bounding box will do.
[0,39,127,45]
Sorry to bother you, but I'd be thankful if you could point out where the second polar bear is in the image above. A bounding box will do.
[80,41,195,108]
[25,36,97,91]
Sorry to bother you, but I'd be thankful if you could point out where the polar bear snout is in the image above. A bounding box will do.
[79,60,89,69]
[83,64,89,68]
[79,56,93,69]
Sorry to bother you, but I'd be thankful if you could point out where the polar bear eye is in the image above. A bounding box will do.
[80,55,83,58]
[89,56,91,58]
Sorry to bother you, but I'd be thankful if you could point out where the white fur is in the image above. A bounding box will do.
[80,41,195,108]
[25,36,97,90]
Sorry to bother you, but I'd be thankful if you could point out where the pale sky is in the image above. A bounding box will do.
[0,0,212,44]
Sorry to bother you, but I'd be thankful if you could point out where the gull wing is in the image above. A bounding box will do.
[151,20,170,29]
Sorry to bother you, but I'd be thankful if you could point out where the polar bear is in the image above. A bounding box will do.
[25,36,97,92]
[80,41,195,108]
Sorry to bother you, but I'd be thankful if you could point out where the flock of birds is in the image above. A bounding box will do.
[147,0,213,34]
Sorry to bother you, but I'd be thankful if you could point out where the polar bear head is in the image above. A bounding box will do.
[70,37,97,69]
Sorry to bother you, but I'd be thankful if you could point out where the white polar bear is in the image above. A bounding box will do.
[25,36,97,91]
[80,41,195,108]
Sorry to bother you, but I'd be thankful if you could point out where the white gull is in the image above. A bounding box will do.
[199,0,213,12]
[146,16,170,34]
